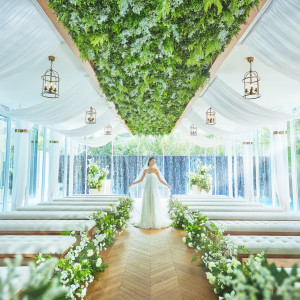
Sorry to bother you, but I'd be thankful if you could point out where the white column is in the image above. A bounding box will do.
[233,140,238,198]
[227,141,233,198]
[69,140,74,196]
[12,120,32,209]
[289,120,299,211]
[242,138,254,202]
[48,130,61,201]
[255,130,260,203]
[271,124,291,211]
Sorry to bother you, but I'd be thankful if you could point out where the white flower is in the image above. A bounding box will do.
[208,262,216,270]
[73,263,81,270]
[206,272,216,285]
[87,249,94,257]
[96,257,102,267]
[188,242,193,248]
[182,237,186,243]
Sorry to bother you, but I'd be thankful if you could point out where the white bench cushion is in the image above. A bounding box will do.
[208,220,300,233]
[0,220,96,232]
[0,235,76,254]
[17,205,110,211]
[39,201,116,206]
[204,212,300,221]
[227,235,300,255]
[0,211,93,220]
[184,201,260,206]
[189,206,283,212]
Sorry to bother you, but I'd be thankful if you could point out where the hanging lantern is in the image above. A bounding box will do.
[41,56,60,98]
[206,107,216,125]
[85,106,96,124]
[190,124,197,136]
[104,124,112,135]
[242,57,261,100]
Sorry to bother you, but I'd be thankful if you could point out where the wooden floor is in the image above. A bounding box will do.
[86,225,217,300]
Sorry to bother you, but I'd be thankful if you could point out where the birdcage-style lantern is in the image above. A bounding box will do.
[104,124,112,135]
[85,107,96,124]
[190,124,197,136]
[206,107,216,125]
[242,57,261,100]
[41,56,60,98]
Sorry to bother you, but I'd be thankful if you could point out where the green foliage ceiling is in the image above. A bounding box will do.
[49,0,258,135]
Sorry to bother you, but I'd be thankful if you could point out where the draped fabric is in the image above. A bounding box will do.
[11,120,33,209]
[57,109,116,137]
[0,78,107,129]
[271,123,291,210]
[242,139,254,202]
[186,109,247,137]
[202,77,300,127]
[47,130,61,202]
[72,124,126,147]
[243,0,300,82]
[0,0,60,79]
[176,124,226,147]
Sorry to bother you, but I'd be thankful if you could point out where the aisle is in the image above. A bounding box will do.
[86,225,217,300]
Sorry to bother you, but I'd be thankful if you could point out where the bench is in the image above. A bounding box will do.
[17,205,111,212]
[0,211,94,220]
[189,206,283,212]
[204,212,300,221]
[226,235,300,260]
[39,201,116,206]
[0,235,76,258]
[0,220,96,237]
[207,220,300,236]
[183,201,261,207]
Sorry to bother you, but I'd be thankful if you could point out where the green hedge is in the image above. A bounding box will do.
[49,0,258,134]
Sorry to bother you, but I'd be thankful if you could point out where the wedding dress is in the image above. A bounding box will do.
[130,163,172,229]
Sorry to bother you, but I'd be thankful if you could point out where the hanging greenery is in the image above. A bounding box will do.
[49,0,258,135]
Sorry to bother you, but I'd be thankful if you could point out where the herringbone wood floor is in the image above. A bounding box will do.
[86,225,217,300]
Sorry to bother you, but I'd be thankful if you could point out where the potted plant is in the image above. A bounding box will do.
[187,162,212,195]
[87,161,109,194]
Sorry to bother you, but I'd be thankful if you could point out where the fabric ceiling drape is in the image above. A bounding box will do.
[243,0,300,82]
[202,77,300,127]
[0,78,107,128]
[0,0,60,79]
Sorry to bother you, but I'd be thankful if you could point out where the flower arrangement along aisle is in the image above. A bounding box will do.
[87,160,109,194]
[34,197,134,300]
[169,198,300,299]
[187,162,212,195]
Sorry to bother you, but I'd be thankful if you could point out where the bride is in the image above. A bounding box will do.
[129,157,172,229]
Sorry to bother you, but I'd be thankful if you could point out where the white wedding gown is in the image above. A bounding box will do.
[134,173,172,229]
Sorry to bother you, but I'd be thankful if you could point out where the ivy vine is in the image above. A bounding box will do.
[49,0,258,135]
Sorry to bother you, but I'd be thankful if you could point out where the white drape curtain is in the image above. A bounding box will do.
[0,0,60,79]
[47,130,61,202]
[242,136,254,202]
[0,78,107,128]
[11,120,33,209]
[57,109,116,137]
[186,109,247,136]
[73,124,125,147]
[202,77,300,126]
[243,0,300,82]
[271,123,291,211]
[176,124,226,147]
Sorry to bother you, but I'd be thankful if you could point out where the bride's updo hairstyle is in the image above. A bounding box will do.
[148,157,155,166]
